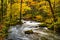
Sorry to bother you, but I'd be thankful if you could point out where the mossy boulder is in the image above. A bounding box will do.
[39,23,47,27]
[48,22,60,33]
[48,24,54,30]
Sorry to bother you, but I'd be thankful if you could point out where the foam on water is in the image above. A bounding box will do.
[5,20,60,40]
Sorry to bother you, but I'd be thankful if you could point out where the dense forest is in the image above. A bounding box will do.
[0,0,60,40]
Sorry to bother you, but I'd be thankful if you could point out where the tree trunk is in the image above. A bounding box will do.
[47,0,56,33]
[47,0,56,22]
[0,0,3,23]
[20,0,23,24]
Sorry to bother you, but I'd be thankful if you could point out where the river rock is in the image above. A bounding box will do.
[24,30,33,34]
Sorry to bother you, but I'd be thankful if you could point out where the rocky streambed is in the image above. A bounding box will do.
[5,20,60,40]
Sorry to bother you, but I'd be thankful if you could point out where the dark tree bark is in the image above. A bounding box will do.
[47,0,56,22]
[0,0,3,23]
[20,0,23,24]
[9,0,12,25]
[46,0,56,33]
[0,0,7,23]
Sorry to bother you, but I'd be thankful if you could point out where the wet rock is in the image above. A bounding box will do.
[8,39,13,40]
[41,37,48,40]
[24,30,33,34]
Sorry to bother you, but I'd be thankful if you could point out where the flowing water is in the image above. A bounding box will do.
[5,20,60,40]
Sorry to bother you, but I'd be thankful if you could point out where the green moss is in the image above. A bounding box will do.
[48,22,60,33]
[39,23,47,27]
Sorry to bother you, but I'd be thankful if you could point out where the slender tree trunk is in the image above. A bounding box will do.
[3,0,7,15]
[9,0,12,26]
[1,0,3,23]
[47,0,56,33]
[47,0,56,22]
[20,0,23,24]
[0,0,7,23]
